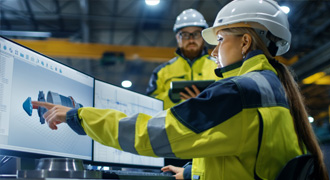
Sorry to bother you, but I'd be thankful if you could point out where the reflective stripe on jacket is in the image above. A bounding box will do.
[68,50,302,180]
[146,47,220,109]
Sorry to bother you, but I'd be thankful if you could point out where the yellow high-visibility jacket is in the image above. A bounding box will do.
[67,50,303,180]
[146,47,220,109]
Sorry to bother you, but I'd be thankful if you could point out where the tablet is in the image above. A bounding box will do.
[170,80,215,101]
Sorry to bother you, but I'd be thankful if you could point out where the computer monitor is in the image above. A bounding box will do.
[0,36,94,161]
[93,79,164,169]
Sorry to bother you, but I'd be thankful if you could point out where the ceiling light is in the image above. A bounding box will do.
[145,0,160,6]
[121,80,132,88]
[280,6,290,14]
[308,116,314,123]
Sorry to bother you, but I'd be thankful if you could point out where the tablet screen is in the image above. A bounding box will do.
[170,80,215,101]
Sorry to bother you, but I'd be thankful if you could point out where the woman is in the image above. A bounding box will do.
[33,0,329,179]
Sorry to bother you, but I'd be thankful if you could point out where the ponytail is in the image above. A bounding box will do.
[269,57,329,180]
[222,27,329,179]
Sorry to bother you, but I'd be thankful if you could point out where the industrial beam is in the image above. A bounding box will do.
[79,0,89,42]
[13,38,176,62]
[290,41,330,80]
[12,38,296,65]
[54,0,65,31]
[110,0,119,44]
[24,0,39,30]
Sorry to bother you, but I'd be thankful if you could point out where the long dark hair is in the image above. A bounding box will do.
[222,27,329,180]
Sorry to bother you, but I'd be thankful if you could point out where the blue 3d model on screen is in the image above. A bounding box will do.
[22,91,83,124]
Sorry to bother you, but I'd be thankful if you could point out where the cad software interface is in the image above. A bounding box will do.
[0,37,94,160]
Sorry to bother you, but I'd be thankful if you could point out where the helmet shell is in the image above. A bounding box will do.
[173,9,209,33]
[202,0,291,55]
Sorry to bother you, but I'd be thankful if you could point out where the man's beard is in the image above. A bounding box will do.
[181,43,203,61]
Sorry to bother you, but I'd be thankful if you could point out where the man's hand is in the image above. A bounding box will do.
[161,165,184,179]
[179,84,200,100]
[32,101,72,130]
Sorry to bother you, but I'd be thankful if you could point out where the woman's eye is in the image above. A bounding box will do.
[217,37,223,42]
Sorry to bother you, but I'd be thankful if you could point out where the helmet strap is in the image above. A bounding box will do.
[268,41,278,57]
[266,31,281,56]
[254,29,279,57]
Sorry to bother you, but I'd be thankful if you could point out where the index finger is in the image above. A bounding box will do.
[191,84,201,94]
[31,101,56,110]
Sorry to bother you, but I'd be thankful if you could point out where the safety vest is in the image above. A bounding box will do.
[146,47,220,109]
[68,50,303,180]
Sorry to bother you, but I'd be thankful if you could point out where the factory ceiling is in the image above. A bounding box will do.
[1,0,330,122]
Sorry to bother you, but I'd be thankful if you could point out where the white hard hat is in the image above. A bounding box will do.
[202,0,291,56]
[173,9,209,33]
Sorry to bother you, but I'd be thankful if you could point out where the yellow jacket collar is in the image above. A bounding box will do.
[215,50,277,78]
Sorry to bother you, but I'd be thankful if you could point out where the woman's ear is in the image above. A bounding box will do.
[241,34,252,54]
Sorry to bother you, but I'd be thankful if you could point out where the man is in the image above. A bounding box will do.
[146,9,219,180]
[146,9,219,110]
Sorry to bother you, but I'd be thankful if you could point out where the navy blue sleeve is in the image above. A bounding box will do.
[146,68,159,96]
[66,108,86,135]
[146,62,169,96]
[171,79,242,133]
[183,162,192,180]
[183,165,192,180]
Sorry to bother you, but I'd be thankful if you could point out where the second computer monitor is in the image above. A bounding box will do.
[94,80,164,168]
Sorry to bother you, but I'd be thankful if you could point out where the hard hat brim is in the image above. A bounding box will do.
[202,22,267,45]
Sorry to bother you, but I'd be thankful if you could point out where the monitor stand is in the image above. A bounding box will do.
[0,156,37,178]
[1,155,37,171]
[16,158,102,179]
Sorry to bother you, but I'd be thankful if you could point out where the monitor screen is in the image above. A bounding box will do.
[0,36,94,160]
[94,80,164,168]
